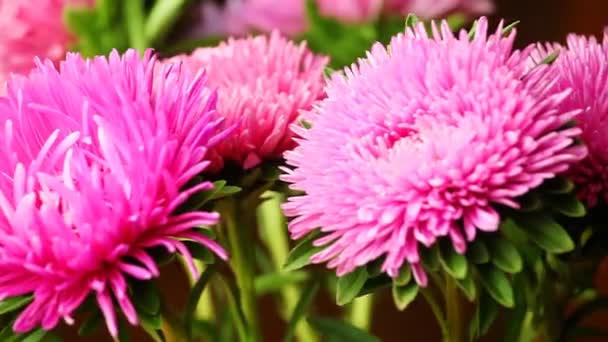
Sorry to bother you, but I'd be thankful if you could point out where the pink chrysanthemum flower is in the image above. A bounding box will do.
[0,0,89,93]
[282,18,586,285]
[0,49,228,337]
[532,32,608,207]
[384,0,494,19]
[172,32,327,171]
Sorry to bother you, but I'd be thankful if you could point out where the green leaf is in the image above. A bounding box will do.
[439,241,468,279]
[456,273,477,302]
[183,241,216,264]
[502,21,520,36]
[284,281,319,342]
[254,271,308,295]
[366,258,384,278]
[513,213,575,253]
[139,314,164,342]
[132,281,161,315]
[470,291,500,339]
[184,264,217,340]
[0,295,32,315]
[518,192,543,212]
[145,0,188,45]
[420,246,440,271]
[308,317,380,342]
[540,177,574,194]
[78,310,102,336]
[357,275,392,297]
[20,329,47,342]
[545,194,586,218]
[478,265,514,308]
[468,240,490,264]
[489,238,523,273]
[392,283,419,311]
[283,232,324,272]
[336,267,369,306]
[394,264,411,286]
[123,0,147,52]
[446,13,467,31]
[404,13,420,30]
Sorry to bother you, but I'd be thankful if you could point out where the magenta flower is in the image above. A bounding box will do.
[0,49,228,337]
[172,32,327,171]
[534,32,608,207]
[282,18,586,285]
[0,0,89,93]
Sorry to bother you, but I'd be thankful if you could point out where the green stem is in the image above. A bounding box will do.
[349,294,374,331]
[218,197,260,342]
[421,288,449,341]
[257,191,319,342]
[445,278,464,342]
[218,275,249,342]
[123,0,147,52]
[145,0,187,46]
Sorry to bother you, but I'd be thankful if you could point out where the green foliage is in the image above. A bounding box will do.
[0,296,32,315]
[283,231,325,272]
[336,268,369,306]
[284,281,319,342]
[392,283,419,311]
[307,317,380,342]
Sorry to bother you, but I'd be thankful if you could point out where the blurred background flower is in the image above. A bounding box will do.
[0,0,90,93]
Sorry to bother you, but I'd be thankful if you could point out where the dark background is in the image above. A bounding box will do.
[60,0,608,341]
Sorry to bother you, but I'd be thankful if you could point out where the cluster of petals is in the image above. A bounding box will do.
[282,18,586,285]
[532,32,608,207]
[0,49,228,337]
[0,0,89,93]
[172,32,327,171]
[220,0,494,36]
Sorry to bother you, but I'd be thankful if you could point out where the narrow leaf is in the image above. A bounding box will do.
[420,246,440,271]
[0,295,32,315]
[392,283,419,311]
[132,281,161,315]
[394,264,411,286]
[513,213,575,253]
[478,265,514,308]
[336,267,369,306]
[489,238,523,273]
[404,13,420,30]
[308,317,381,342]
[439,241,468,279]
[254,271,308,295]
[21,329,47,342]
[283,281,319,342]
[468,240,490,264]
[184,264,217,340]
[283,232,324,272]
[456,273,477,302]
[546,194,586,218]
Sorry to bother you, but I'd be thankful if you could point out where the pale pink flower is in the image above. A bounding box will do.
[236,0,383,36]
[384,0,494,19]
[535,32,608,207]
[0,0,89,93]
[230,0,493,36]
[172,32,327,171]
[282,18,585,285]
[0,49,228,337]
